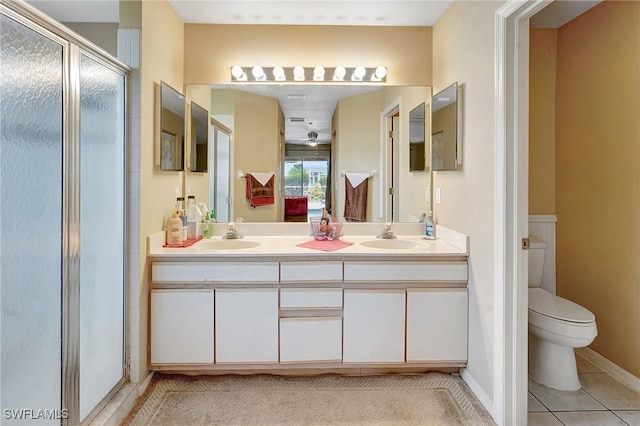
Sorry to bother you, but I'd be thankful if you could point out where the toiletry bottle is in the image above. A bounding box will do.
[176,196,187,241]
[186,195,202,240]
[425,211,436,240]
[166,211,183,245]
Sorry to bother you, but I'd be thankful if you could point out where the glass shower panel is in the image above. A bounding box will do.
[1,14,63,424]
[78,53,125,421]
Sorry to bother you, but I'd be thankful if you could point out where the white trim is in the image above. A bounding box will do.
[528,214,557,223]
[577,348,640,394]
[495,1,553,425]
[380,97,401,222]
[91,371,154,426]
[460,368,495,419]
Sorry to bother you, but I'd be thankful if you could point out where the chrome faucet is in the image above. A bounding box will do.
[224,222,242,239]
[377,223,397,239]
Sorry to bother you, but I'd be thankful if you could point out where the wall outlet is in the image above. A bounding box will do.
[174,188,180,200]
[425,187,430,203]
[435,188,441,204]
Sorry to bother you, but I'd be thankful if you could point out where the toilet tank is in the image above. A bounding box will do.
[528,236,547,288]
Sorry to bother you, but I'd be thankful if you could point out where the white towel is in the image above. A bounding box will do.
[345,172,370,188]
[248,172,274,186]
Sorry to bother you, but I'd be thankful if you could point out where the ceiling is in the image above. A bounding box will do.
[27,0,601,145]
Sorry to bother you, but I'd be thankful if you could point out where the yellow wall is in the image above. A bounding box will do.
[555,0,640,377]
[138,0,184,382]
[335,91,382,222]
[184,25,432,85]
[233,91,283,221]
[529,29,557,214]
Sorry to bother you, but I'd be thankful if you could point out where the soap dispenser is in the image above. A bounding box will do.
[166,211,183,245]
[424,211,436,240]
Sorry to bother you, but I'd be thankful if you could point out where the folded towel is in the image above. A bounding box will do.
[246,172,275,207]
[296,239,354,252]
[344,175,368,222]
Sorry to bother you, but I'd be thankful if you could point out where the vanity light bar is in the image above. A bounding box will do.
[230,66,387,83]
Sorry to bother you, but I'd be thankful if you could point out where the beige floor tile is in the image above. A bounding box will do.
[528,378,606,411]
[527,412,563,425]
[612,410,640,425]
[580,373,640,410]
[554,410,628,425]
[528,391,548,412]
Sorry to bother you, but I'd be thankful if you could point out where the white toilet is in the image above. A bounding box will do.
[528,237,597,391]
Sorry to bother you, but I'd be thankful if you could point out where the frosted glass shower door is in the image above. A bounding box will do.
[78,53,126,421]
[0,13,63,425]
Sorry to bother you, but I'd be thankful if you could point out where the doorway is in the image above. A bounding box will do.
[381,99,401,222]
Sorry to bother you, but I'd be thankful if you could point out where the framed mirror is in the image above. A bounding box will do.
[431,82,461,171]
[409,102,426,172]
[189,101,209,172]
[157,81,185,171]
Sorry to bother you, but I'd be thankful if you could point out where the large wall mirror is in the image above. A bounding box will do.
[189,101,209,172]
[431,82,461,171]
[409,102,426,172]
[157,81,185,171]
[200,84,432,223]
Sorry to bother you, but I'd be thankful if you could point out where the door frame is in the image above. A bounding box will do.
[380,97,401,222]
[495,1,550,424]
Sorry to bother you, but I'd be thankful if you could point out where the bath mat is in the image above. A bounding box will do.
[122,373,495,425]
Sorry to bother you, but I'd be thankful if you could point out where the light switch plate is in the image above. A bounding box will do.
[435,188,441,204]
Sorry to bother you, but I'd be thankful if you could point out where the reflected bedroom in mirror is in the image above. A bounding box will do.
[190,101,209,173]
[157,81,185,171]
[431,82,461,171]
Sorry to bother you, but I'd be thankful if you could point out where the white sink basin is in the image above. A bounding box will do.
[198,240,261,250]
[359,239,423,250]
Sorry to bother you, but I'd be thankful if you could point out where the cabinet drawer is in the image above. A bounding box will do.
[280,317,342,362]
[280,288,343,308]
[343,261,467,282]
[152,261,279,283]
[280,261,343,282]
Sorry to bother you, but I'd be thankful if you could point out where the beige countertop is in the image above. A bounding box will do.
[148,229,468,262]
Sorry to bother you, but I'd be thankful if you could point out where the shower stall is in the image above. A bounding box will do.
[1,1,129,424]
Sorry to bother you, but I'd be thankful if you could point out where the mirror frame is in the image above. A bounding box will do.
[189,101,209,173]
[156,81,186,171]
[431,82,462,172]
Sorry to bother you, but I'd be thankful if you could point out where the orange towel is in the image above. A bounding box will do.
[246,173,275,207]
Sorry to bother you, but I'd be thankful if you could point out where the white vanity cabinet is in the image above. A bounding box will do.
[149,241,469,372]
[279,262,343,363]
[150,289,214,364]
[215,288,279,363]
[343,289,406,363]
[406,288,468,362]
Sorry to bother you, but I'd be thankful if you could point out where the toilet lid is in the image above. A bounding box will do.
[528,288,595,323]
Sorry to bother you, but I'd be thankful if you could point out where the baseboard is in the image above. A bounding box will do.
[90,371,154,426]
[576,347,640,393]
[460,367,495,421]
[138,370,155,395]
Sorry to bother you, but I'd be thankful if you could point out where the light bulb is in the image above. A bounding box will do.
[273,66,285,81]
[352,65,366,81]
[251,66,265,80]
[231,65,246,80]
[313,66,325,81]
[374,66,387,80]
[333,66,346,81]
[293,66,305,81]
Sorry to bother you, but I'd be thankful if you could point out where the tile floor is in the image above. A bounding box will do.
[528,353,640,425]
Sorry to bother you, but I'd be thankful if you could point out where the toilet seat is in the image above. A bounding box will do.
[528,288,594,323]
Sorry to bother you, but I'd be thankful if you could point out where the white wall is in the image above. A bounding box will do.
[433,0,505,405]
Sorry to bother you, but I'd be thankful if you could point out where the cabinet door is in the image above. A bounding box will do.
[343,290,405,363]
[280,317,342,362]
[406,289,468,361]
[151,289,214,364]
[215,288,278,363]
